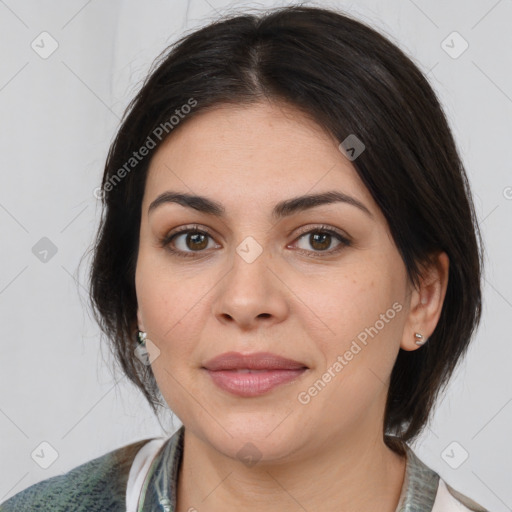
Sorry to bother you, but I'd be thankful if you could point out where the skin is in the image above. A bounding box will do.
[135,100,449,512]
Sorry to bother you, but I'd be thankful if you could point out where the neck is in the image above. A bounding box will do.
[175,426,406,512]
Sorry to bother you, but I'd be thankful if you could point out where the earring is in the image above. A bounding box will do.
[137,331,147,346]
[415,332,427,346]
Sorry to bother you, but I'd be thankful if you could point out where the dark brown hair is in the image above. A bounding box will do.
[86,5,483,455]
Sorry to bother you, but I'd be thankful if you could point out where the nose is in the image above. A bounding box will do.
[211,241,289,331]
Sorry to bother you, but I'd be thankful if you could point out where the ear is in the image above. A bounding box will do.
[400,251,449,351]
[137,308,145,332]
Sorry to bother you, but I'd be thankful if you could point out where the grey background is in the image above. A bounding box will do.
[1,0,511,509]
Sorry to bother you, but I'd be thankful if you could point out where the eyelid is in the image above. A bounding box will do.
[292,223,350,241]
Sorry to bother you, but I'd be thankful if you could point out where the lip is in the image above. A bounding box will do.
[202,351,307,371]
[202,352,309,397]
[205,369,307,397]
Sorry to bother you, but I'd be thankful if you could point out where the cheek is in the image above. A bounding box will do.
[295,269,404,423]
[298,262,405,376]
[297,264,396,337]
[135,250,217,367]
[135,259,200,412]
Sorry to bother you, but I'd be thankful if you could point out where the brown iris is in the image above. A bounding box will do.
[309,232,332,251]
[186,232,209,251]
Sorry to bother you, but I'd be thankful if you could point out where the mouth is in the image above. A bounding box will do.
[202,352,308,397]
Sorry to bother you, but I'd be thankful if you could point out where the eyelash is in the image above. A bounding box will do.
[159,224,352,259]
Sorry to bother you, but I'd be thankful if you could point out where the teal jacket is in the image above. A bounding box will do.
[0,426,489,511]
[0,437,148,511]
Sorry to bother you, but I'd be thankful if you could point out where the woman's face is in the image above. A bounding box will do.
[135,100,418,462]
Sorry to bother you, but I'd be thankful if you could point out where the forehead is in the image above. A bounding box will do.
[143,101,377,216]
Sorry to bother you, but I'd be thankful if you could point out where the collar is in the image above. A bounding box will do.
[396,444,440,511]
[138,427,440,512]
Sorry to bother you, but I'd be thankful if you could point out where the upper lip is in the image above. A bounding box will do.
[202,351,308,371]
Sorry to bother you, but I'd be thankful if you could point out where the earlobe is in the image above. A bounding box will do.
[137,308,145,332]
[414,332,428,346]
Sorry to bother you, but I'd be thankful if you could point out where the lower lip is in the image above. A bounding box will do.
[204,369,307,397]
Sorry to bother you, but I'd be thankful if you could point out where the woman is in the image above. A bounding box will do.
[1,5,488,512]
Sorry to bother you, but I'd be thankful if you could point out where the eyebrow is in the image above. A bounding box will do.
[148,190,373,220]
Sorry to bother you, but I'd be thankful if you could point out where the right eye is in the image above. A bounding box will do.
[159,225,220,258]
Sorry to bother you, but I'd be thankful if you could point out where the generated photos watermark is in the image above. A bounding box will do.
[93,97,198,199]
[297,301,403,404]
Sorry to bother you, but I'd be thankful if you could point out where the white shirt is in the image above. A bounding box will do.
[126,437,166,512]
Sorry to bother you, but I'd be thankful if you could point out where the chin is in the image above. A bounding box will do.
[199,416,307,463]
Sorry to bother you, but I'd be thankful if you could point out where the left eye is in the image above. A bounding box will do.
[290,227,351,257]
[294,230,345,252]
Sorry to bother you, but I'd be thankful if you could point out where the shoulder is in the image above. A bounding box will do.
[433,478,490,512]
[0,438,154,512]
